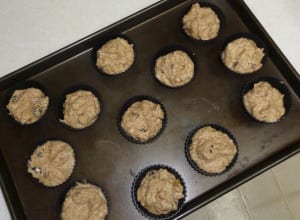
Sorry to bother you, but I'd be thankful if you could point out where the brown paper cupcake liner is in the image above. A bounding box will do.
[56,84,103,131]
[58,179,110,220]
[117,95,167,144]
[26,138,76,188]
[91,33,137,77]
[131,164,186,220]
[180,1,225,43]
[151,45,198,89]
[219,32,268,76]
[241,76,291,124]
[185,123,239,176]
[4,80,50,126]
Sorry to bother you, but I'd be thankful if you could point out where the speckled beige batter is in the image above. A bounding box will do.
[189,126,237,174]
[7,88,49,125]
[137,168,184,215]
[155,50,194,88]
[27,140,75,187]
[222,38,265,74]
[121,100,164,142]
[60,90,100,129]
[243,81,285,123]
[96,37,134,75]
[183,3,220,40]
[61,183,108,220]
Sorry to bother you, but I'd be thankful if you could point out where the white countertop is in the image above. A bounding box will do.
[0,0,299,219]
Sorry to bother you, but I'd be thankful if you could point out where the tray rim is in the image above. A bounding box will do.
[0,0,299,219]
[0,1,177,219]
[0,0,173,90]
[177,0,300,217]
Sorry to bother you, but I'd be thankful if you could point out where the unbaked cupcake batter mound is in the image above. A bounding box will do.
[137,168,184,215]
[182,3,221,40]
[96,37,134,75]
[243,81,285,122]
[121,100,164,142]
[189,126,237,174]
[61,183,108,220]
[27,140,75,187]
[7,88,49,125]
[155,50,194,88]
[60,90,100,129]
[222,38,264,74]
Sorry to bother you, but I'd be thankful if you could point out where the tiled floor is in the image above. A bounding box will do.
[184,153,300,220]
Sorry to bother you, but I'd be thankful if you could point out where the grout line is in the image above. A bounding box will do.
[237,188,253,220]
[271,169,295,219]
[186,206,209,220]
[271,169,285,196]
[202,206,209,220]
[271,168,286,196]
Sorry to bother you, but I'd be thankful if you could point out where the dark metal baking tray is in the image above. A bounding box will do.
[0,0,299,219]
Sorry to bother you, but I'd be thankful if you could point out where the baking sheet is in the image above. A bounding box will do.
[0,0,299,219]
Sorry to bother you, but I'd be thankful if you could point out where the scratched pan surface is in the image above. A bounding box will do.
[0,0,300,219]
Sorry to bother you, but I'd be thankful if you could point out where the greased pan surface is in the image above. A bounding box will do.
[0,0,300,219]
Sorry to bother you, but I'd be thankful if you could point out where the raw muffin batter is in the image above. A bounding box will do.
[61,183,108,220]
[243,81,285,123]
[96,37,134,75]
[155,50,194,87]
[27,140,75,187]
[121,100,164,142]
[7,88,49,125]
[189,126,237,174]
[222,38,265,74]
[60,90,100,129]
[183,3,221,40]
[137,168,184,215]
